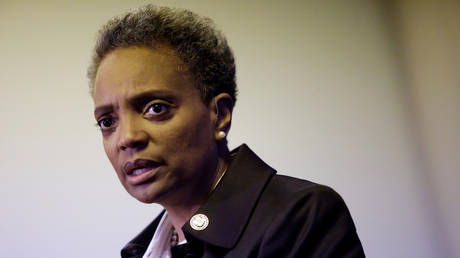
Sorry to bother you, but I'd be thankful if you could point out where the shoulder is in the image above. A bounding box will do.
[268,174,337,197]
[261,174,349,217]
[251,175,365,257]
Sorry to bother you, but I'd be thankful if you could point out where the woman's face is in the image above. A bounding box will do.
[93,46,220,205]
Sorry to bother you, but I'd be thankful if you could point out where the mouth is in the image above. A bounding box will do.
[123,159,162,184]
[131,167,152,176]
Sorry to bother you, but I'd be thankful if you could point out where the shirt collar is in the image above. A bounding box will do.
[142,211,173,258]
[121,210,165,258]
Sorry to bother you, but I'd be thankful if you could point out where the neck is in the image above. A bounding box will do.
[163,151,229,242]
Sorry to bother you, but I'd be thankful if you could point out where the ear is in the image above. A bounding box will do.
[210,93,234,141]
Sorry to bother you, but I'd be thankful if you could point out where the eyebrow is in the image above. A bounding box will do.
[94,105,113,120]
[94,89,177,119]
[129,89,177,109]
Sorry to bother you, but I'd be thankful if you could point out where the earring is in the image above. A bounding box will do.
[217,131,226,139]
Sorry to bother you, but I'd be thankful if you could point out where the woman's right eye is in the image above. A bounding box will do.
[98,118,115,130]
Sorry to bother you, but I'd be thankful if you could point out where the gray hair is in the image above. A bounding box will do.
[87,5,237,104]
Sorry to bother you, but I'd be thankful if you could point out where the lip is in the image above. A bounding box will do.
[123,159,162,185]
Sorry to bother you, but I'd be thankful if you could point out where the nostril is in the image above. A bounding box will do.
[119,137,148,151]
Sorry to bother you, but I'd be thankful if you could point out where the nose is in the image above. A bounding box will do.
[117,116,149,151]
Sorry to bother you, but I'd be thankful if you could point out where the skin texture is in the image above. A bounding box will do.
[93,45,233,240]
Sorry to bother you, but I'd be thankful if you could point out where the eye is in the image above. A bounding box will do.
[97,118,115,130]
[145,102,169,116]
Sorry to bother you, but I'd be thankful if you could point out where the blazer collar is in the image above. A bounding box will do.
[182,144,276,249]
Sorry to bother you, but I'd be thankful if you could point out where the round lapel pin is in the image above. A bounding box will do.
[190,214,209,231]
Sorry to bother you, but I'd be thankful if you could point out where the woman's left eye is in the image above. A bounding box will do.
[145,102,169,116]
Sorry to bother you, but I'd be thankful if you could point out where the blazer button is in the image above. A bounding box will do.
[190,214,209,231]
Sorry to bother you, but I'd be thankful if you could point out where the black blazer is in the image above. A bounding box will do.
[121,144,365,257]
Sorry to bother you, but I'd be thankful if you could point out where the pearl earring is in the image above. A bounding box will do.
[217,131,226,139]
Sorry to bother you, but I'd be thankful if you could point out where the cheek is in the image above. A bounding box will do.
[155,127,194,152]
[156,112,214,156]
[103,138,119,169]
[103,139,128,186]
[173,116,212,147]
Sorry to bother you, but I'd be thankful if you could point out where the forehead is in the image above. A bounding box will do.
[93,46,198,107]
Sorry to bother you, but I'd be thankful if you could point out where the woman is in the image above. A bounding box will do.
[88,5,364,258]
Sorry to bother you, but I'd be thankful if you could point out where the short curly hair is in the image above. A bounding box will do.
[87,5,237,104]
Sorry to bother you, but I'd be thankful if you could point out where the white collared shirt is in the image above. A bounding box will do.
[142,212,176,258]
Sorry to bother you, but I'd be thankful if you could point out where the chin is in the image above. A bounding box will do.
[132,192,157,203]
[134,188,160,203]
[125,184,159,204]
[136,197,156,204]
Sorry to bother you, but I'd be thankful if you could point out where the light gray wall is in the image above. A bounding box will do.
[1,1,458,257]
[391,1,460,257]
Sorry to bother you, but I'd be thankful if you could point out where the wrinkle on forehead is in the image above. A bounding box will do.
[102,47,181,79]
[93,45,193,102]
